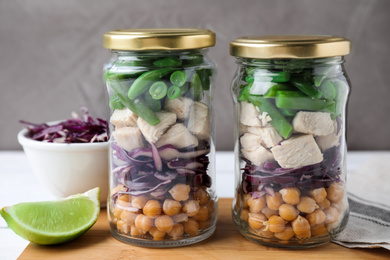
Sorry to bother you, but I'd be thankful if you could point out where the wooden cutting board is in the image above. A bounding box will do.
[19,198,389,259]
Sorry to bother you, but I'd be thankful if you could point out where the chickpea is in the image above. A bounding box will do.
[111,184,127,195]
[182,200,200,217]
[292,215,310,235]
[248,212,267,230]
[172,213,189,223]
[117,195,131,208]
[131,195,149,209]
[248,196,266,213]
[113,207,123,219]
[194,188,209,205]
[309,187,327,203]
[295,231,311,240]
[261,207,278,219]
[275,225,295,241]
[324,206,339,224]
[206,199,215,216]
[120,210,137,226]
[135,214,153,233]
[243,193,252,209]
[130,225,143,236]
[184,219,199,236]
[297,196,318,213]
[317,198,331,210]
[332,200,345,213]
[117,219,130,234]
[278,204,299,221]
[326,183,344,203]
[155,215,174,233]
[306,210,326,226]
[279,187,300,205]
[266,192,284,211]
[241,209,250,222]
[163,199,182,216]
[266,215,286,233]
[255,228,274,238]
[169,184,190,201]
[168,224,184,240]
[193,206,209,222]
[149,226,166,240]
[311,224,328,237]
[143,200,162,218]
[198,220,211,230]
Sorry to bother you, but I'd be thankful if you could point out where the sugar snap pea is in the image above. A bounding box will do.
[149,81,168,100]
[183,54,204,66]
[128,68,174,100]
[179,82,190,97]
[109,92,125,110]
[247,95,293,139]
[144,92,162,112]
[237,83,251,101]
[196,68,212,91]
[320,80,337,99]
[275,91,335,113]
[290,77,322,98]
[133,98,160,125]
[153,57,182,67]
[263,83,294,98]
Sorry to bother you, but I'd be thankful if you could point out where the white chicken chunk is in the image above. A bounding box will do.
[247,126,283,148]
[112,127,144,152]
[316,121,341,152]
[240,133,274,167]
[137,111,177,143]
[187,101,210,140]
[109,108,138,129]
[292,111,334,136]
[240,101,261,126]
[155,123,198,149]
[271,135,323,168]
[164,97,193,120]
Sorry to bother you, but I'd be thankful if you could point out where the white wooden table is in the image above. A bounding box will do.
[0,150,386,259]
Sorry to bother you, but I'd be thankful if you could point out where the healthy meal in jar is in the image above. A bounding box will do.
[230,35,351,248]
[103,28,217,247]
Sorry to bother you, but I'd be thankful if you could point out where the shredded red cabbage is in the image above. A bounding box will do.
[242,146,342,195]
[20,107,108,143]
[111,142,211,198]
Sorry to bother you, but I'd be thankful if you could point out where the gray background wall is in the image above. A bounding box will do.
[1,0,389,151]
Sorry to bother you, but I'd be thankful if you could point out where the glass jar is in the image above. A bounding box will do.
[230,35,351,248]
[103,28,217,247]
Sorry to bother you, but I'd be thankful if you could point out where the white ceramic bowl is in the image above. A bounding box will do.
[17,124,109,206]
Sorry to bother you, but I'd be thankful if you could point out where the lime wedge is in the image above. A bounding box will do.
[0,187,100,245]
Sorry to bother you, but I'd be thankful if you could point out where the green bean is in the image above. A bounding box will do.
[290,76,322,98]
[170,71,186,87]
[183,54,204,66]
[247,95,293,139]
[196,68,212,91]
[179,82,190,97]
[127,68,174,100]
[149,81,168,100]
[275,91,335,113]
[237,83,251,101]
[153,57,182,67]
[109,92,125,110]
[167,85,181,99]
[133,98,160,125]
[105,70,145,81]
[320,80,337,99]
[109,80,160,125]
[144,92,162,112]
[280,108,297,117]
[263,83,294,98]
[190,73,203,101]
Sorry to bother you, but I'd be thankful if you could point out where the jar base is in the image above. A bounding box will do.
[110,226,216,248]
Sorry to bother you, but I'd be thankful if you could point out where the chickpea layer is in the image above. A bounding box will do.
[240,181,346,243]
[111,184,215,241]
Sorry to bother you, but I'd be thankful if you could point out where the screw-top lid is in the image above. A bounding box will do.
[230,35,351,59]
[103,28,216,51]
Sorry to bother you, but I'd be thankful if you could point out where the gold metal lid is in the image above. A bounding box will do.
[230,35,351,59]
[103,28,216,51]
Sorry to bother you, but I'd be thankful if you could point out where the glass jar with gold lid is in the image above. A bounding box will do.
[103,28,217,247]
[230,35,351,248]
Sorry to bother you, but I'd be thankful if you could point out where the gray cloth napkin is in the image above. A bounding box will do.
[332,154,390,250]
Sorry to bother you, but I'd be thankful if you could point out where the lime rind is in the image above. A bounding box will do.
[0,187,100,245]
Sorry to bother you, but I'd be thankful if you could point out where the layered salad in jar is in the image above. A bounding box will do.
[233,58,349,245]
[105,52,216,242]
